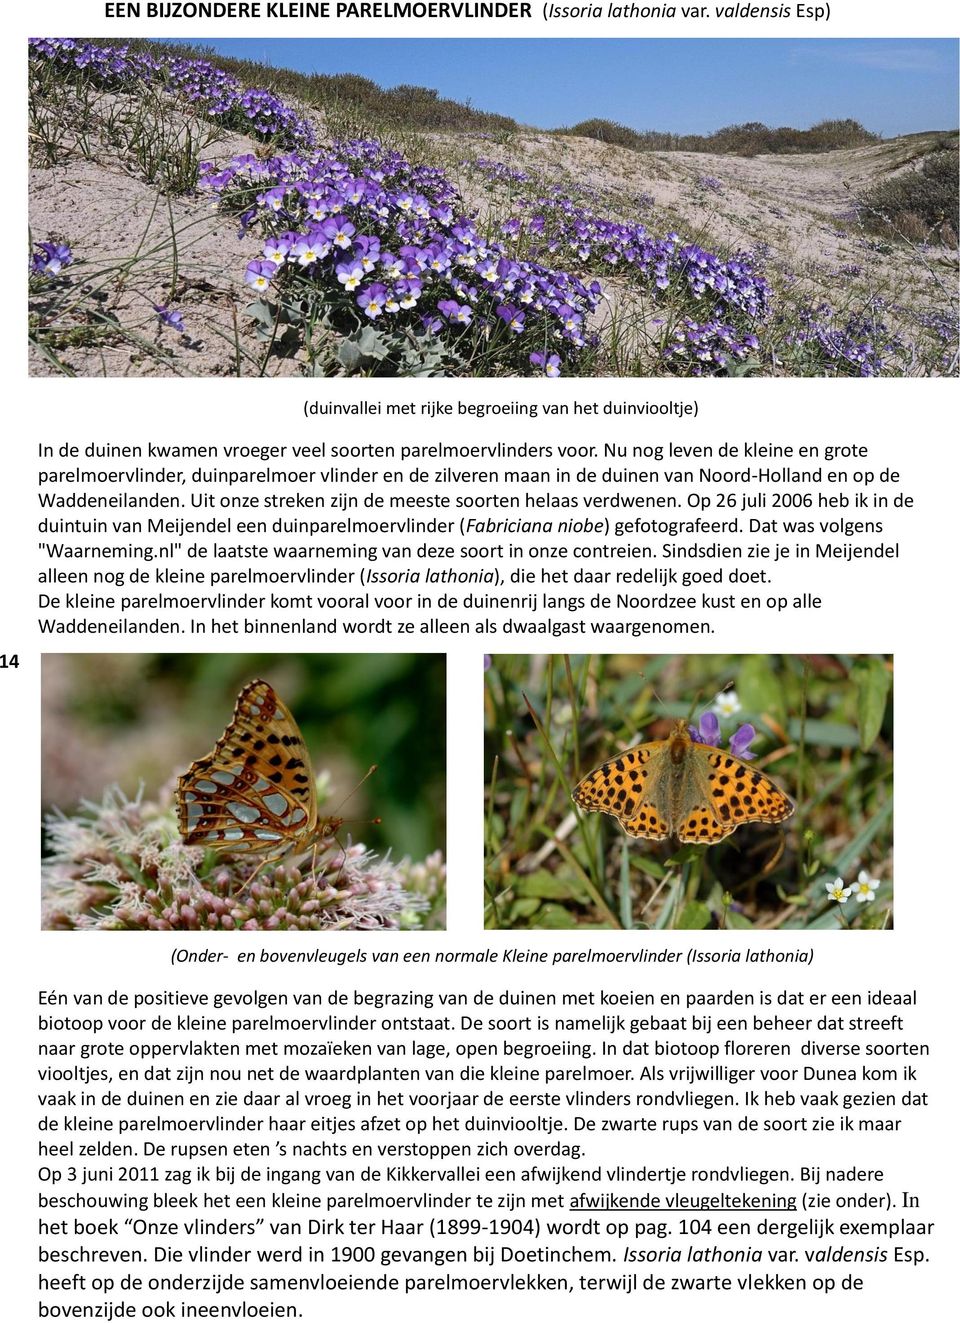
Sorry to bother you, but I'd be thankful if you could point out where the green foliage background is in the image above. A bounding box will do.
[485,654,892,932]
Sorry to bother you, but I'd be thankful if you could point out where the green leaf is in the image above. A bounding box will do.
[737,656,785,726]
[355,326,391,359]
[336,340,363,371]
[851,657,891,751]
[244,299,275,327]
[532,904,579,929]
[508,897,542,922]
[724,910,754,929]
[514,871,589,903]
[630,855,666,880]
[787,718,860,748]
[676,901,711,930]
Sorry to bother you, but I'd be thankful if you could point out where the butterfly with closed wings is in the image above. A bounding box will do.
[177,679,348,869]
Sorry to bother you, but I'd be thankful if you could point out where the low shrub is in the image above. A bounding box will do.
[858,143,960,243]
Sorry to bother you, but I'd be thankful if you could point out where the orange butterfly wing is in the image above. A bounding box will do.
[177,679,323,856]
[572,740,673,842]
[675,745,794,844]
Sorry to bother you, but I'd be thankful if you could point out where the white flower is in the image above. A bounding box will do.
[851,870,879,903]
[713,690,742,718]
[824,878,851,904]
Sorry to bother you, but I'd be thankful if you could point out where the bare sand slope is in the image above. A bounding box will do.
[458,129,956,290]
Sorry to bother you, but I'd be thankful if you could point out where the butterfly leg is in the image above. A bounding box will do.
[240,843,294,890]
[244,855,273,888]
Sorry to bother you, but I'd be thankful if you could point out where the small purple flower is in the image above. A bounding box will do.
[336,259,364,291]
[530,351,561,378]
[260,186,288,213]
[291,236,326,267]
[236,207,258,240]
[437,298,472,326]
[690,710,757,760]
[357,282,388,319]
[262,236,292,265]
[353,236,380,271]
[322,215,356,249]
[154,305,186,333]
[31,241,72,276]
[728,724,757,760]
[689,711,721,747]
[497,304,526,334]
[244,259,277,292]
[396,277,422,309]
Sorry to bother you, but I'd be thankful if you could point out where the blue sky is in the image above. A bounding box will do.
[198,38,958,136]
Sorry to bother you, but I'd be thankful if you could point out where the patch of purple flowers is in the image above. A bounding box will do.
[29,39,316,150]
[783,302,903,377]
[665,318,761,374]
[462,160,771,373]
[467,157,532,188]
[690,711,756,761]
[201,139,603,375]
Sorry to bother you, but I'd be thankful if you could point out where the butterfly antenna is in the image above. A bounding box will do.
[312,766,381,888]
[685,689,706,723]
[332,764,378,814]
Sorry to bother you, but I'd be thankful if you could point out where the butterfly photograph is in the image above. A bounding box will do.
[41,652,446,932]
[484,653,892,933]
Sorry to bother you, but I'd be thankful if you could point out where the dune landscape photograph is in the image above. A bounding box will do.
[28,36,959,377]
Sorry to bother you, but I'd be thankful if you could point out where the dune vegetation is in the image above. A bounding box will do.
[29,38,959,377]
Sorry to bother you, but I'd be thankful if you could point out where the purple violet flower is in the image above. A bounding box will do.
[244,259,277,292]
[689,710,757,760]
[154,305,186,333]
[357,283,388,319]
[728,724,757,760]
[689,711,721,746]
[530,351,561,377]
[31,241,72,276]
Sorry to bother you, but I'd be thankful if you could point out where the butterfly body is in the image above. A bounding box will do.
[177,679,341,862]
[573,719,794,845]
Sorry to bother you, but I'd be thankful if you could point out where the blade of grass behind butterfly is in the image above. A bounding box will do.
[795,659,810,892]
[526,658,579,834]
[550,837,622,930]
[530,658,607,897]
[484,752,502,922]
[522,691,621,929]
[618,842,633,929]
[564,654,595,774]
[651,867,686,930]
[540,656,557,807]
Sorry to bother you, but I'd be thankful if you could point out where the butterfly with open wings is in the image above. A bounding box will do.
[573,719,794,845]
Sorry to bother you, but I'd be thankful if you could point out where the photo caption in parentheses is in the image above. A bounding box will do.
[540,3,831,21]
